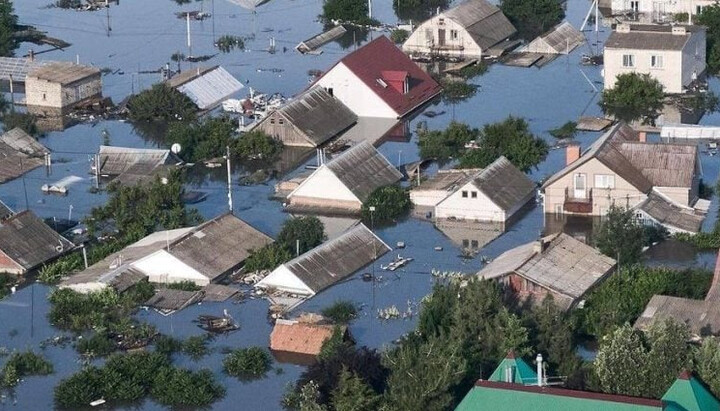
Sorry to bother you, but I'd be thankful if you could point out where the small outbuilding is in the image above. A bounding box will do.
[167,66,244,111]
[25,61,102,110]
[525,22,585,55]
[0,210,75,275]
[93,145,183,185]
[252,86,357,148]
[635,191,705,234]
[286,141,403,214]
[256,224,391,296]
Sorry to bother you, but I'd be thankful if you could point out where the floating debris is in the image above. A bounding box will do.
[42,175,84,195]
[434,246,443,251]
[381,254,413,271]
[396,241,405,249]
[195,310,240,333]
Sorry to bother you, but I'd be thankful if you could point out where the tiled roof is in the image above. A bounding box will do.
[269,319,343,356]
[332,36,442,117]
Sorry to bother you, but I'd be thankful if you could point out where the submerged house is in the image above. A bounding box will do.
[314,36,442,119]
[477,233,617,310]
[166,66,244,111]
[525,22,585,55]
[286,141,403,214]
[599,0,715,21]
[252,86,357,148]
[25,61,102,111]
[0,211,75,275]
[256,224,390,296]
[402,0,516,59]
[93,145,183,185]
[270,318,350,364]
[456,353,720,410]
[603,24,706,94]
[541,123,703,232]
[0,128,50,184]
[61,213,272,292]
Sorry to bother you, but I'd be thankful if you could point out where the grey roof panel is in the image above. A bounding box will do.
[527,22,585,54]
[605,24,704,51]
[0,57,47,81]
[443,0,516,50]
[639,192,704,233]
[28,61,100,85]
[326,141,403,202]
[98,145,176,176]
[275,87,357,145]
[0,128,49,156]
[0,211,74,271]
[176,66,244,110]
[472,156,535,212]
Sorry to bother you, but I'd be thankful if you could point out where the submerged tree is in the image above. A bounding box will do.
[501,0,564,40]
[697,5,720,75]
[127,83,197,123]
[594,205,645,265]
[600,72,665,125]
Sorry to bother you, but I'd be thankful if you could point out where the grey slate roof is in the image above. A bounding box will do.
[145,288,203,311]
[296,25,347,53]
[274,87,357,146]
[0,211,74,272]
[98,146,178,176]
[326,141,403,202]
[542,122,698,193]
[635,295,720,337]
[414,169,478,191]
[0,128,49,184]
[605,24,704,51]
[0,128,49,156]
[478,233,616,300]
[443,0,516,50]
[0,199,13,221]
[168,213,273,281]
[472,156,535,212]
[639,191,705,233]
[282,223,391,293]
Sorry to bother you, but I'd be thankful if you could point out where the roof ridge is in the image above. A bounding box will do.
[284,223,388,267]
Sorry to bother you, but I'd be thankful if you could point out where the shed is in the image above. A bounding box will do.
[526,22,585,55]
[0,211,74,275]
[0,128,49,184]
[94,145,182,185]
[25,61,102,109]
[145,288,204,314]
[410,169,478,208]
[167,66,244,111]
[287,141,403,214]
[435,156,536,223]
[256,224,390,296]
[478,233,616,309]
[636,191,705,234]
[252,87,357,147]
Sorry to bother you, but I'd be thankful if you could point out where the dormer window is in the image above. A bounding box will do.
[403,77,409,94]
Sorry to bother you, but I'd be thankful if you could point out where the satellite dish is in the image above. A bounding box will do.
[171,143,182,154]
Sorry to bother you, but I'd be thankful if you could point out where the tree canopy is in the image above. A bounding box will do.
[594,205,646,265]
[321,0,378,25]
[393,0,449,21]
[361,185,411,224]
[0,0,18,57]
[500,0,564,40]
[127,83,197,123]
[417,121,477,162]
[600,72,665,125]
[165,117,235,162]
[697,5,720,75]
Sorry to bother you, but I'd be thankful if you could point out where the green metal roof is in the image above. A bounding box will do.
[662,372,720,411]
[487,353,538,385]
[455,382,662,411]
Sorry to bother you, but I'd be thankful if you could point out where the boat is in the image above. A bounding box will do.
[381,254,414,271]
[194,309,239,333]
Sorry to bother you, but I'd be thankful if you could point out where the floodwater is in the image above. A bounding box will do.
[0,0,719,409]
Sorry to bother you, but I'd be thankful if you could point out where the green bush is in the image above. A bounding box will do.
[154,334,183,357]
[417,121,477,162]
[223,347,273,380]
[390,29,409,43]
[151,368,225,406]
[549,121,578,139]
[127,83,197,123]
[441,80,478,105]
[244,243,293,272]
[166,280,202,292]
[322,0,379,25]
[277,216,326,255]
[361,185,411,224]
[599,72,665,125]
[77,333,116,357]
[165,116,236,162]
[233,130,284,161]
[1,351,53,388]
[322,300,358,324]
[182,335,210,361]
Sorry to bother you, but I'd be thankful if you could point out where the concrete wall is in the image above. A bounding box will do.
[655,186,695,207]
[26,74,102,109]
[435,181,506,222]
[255,111,315,147]
[316,63,397,118]
[543,158,647,215]
[604,47,684,93]
[402,16,483,58]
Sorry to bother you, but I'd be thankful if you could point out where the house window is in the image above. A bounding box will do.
[438,18,445,24]
[270,118,275,124]
[471,191,478,198]
[327,87,333,96]
[450,29,458,40]
[42,93,46,101]
[471,240,479,249]
[594,174,615,189]
[554,204,563,214]
[697,5,705,14]
[278,118,285,125]
[462,191,468,198]
[622,54,635,67]
[462,239,469,248]
[651,55,663,68]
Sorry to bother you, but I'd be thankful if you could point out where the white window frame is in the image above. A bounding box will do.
[594,174,616,189]
[651,55,663,69]
[622,54,635,67]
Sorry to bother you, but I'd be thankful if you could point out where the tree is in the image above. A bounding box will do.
[393,0,449,21]
[150,368,225,407]
[321,300,358,324]
[458,116,548,172]
[243,243,293,272]
[127,83,197,123]
[417,121,478,162]
[322,0,377,25]
[549,121,578,139]
[277,216,326,255]
[2,111,40,136]
[600,73,665,125]
[694,337,720,398]
[233,130,283,161]
[594,324,650,397]
[697,5,720,75]
[501,0,564,39]
[361,185,411,224]
[643,320,691,397]
[165,116,235,162]
[331,367,382,411]
[223,347,273,380]
[0,0,18,57]
[594,205,645,265]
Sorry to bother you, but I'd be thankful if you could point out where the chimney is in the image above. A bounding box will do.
[638,131,647,143]
[536,354,544,387]
[566,144,580,166]
[29,49,34,61]
[672,26,687,35]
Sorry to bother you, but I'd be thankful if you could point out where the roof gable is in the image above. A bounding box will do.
[471,156,535,211]
[662,372,720,411]
[442,0,516,50]
[325,141,403,202]
[488,352,538,385]
[330,36,442,117]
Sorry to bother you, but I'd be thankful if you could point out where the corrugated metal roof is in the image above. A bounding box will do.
[296,25,347,53]
[174,66,244,110]
[0,57,46,81]
[326,141,403,202]
[281,223,390,293]
[145,288,203,311]
[634,295,720,336]
[472,156,535,212]
[413,169,477,192]
[0,129,49,184]
[0,211,74,272]
[638,192,704,233]
[527,22,585,54]
[0,128,49,156]
[28,61,100,85]
[272,86,357,146]
[605,24,704,51]
[444,0,516,50]
[98,145,177,176]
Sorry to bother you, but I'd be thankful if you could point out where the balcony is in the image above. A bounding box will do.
[564,187,593,214]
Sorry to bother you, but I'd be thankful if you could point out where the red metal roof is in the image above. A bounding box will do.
[329,36,442,117]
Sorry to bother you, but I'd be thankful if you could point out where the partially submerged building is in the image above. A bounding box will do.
[402,0,516,59]
[286,141,403,214]
[541,123,703,233]
[25,61,102,110]
[599,0,715,21]
[93,145,183,185]
[61,213,272,292]
[0,211,75,275]
[252,86,357,148]
[477,233,617,309]
[167,66,244,111]
[603,24,706,94]
[0,128,50,184]
[525,22,585,55]
[270,318,349,364]
[256,224,390,296]
[315,36,442,118]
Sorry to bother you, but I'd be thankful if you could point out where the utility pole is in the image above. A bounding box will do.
[226,146,233,213]
[94,154,100,189]
[106,0,111,37]
[186,13,192,58]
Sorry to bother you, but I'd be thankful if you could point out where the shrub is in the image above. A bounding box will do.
[223,347,273,380]
[165,116,236,162]
[322,0,379,25]
[127,83,197,123]
[322,300,358,324]
[1,351,53,388]
[277,216,326,255]
[182,335,210,361]
[390,29,409,43]
[151,368,225,406]
[549,121,578,139]
[244,243,293,272]
[154,335,183,357]
[600,72,665,125]
[77,333,116,357]
[417,121,478,162]
[233,130,283,161]
[166,281,202,292]
[361,185,411,224]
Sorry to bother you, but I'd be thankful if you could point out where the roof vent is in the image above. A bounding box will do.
[376,78,388,88]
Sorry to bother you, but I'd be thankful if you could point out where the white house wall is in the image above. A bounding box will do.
[610,0,716,16]
[402,16,483,58]
[132,250,210,286]
[316,63,397,118]
[256,264,314,296]
[410,189,452,207]
[604,48,684,93]
[288,166,361,205]
[435,181,506,222]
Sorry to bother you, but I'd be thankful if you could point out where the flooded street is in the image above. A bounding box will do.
[1,0,719,409]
